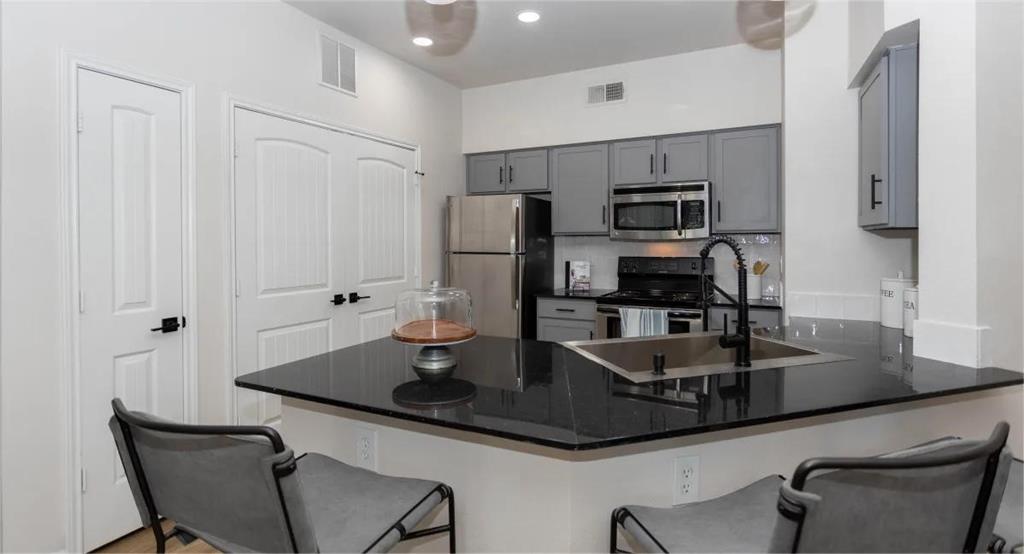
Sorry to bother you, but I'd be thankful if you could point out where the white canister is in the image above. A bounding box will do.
[747,273,763,301]
[880,274,915,329]
[903,287,918,337]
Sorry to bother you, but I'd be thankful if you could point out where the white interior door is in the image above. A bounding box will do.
[234,109,352,426]
[77,69,186,550]
[347,139,419,342]
[234,109,419,425]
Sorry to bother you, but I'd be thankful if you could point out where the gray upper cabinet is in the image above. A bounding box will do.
[610,139,657,186]
[467,153,507,194]
[551,144,609,235]
[658,134,708,182]
[711,127,780,233]
[858,44,917,229]
[507,149,549,192]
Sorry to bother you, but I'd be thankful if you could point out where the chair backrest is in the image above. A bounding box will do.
[109,399,318,552]
[770,422,1012,553]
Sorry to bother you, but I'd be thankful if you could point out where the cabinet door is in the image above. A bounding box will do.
[507,149,549,192]
[711,127,779,233]
[551,144,609,234]
[858,57,889,227]
[611,139,657,186]
[537,317,595,342]
[708,307,782,332]
[659,134,708,182]
[467,153,507,194]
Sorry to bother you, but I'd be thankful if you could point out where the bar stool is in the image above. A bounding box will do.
[989,457,1022,552]
[109,398,456,553]
[611,422,1012,553]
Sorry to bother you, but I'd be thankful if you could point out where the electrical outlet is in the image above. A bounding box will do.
[355,427,377,471]
[673,455,700,504]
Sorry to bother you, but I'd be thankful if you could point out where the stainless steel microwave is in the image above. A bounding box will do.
[609,181,710,241]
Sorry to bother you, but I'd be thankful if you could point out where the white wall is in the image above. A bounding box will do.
[783,0,914,322]
[0,2,463,550]
[461,43,782,153]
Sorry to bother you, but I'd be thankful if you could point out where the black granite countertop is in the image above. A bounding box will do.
[711,295,783,310]
[235,318,1021,451]
[535,288,616,300]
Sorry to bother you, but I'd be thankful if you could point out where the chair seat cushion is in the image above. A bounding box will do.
[296,453,444,553]
[620,475,783,553]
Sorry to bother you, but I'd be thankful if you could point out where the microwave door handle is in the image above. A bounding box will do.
[677,197,684,237]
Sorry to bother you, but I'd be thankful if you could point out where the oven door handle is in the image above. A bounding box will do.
[676,196,684,237]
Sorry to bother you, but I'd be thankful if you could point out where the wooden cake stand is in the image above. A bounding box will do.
[392,319,477,382]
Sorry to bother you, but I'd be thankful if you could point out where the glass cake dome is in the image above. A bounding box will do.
[391,281,475,346]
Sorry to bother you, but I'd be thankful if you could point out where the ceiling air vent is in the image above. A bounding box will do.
[320,34,357,96]
[587,81,625,105]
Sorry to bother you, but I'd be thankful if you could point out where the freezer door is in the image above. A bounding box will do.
[448,253,522,338]
[447,195,523,253]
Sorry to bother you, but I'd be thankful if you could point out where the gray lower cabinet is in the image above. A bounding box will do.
[708,306,783,332]
[467,153,506,194]
[659,133,708,182]
[611,139,657,186]
[551,144,609,234]
[536,297,597,342]
[537,317,595,342]
[858,44,917,229]
[711,127,780,233]
[507,149,549,192]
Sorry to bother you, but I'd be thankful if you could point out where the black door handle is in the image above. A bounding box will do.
[717,200,722,223]
[150,317,181,333]
[649,153,654,174]
[663,152,668,174]
[509,165,513,183]
[870,174,882,209]
[499,166,503,184]
[330,294,347,306]
[602,204,607,225]
[349,292,371,304]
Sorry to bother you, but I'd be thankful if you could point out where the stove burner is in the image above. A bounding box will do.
[599,256,715,309]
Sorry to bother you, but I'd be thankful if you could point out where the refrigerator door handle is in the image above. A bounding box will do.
[511,255,520,311]
[511,198,521,254]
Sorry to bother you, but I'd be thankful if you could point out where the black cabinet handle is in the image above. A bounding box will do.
[602,204,607,225]
[717,200,722,223]
[663,152,668,174]
[150,317,180,333]
[509,165,513,183]
[348,292,371,304]
[649,153,654,174]
[870,174,882,209]
[499,166,504,184]
[330,294,347,306]
[555,308,576,313]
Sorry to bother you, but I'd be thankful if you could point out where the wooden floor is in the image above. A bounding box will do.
[92,520,217,553]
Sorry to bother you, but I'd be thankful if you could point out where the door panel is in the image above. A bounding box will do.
[78,68,185,550]
[711,127,779,233]
[858,57,889,227]
[551,144,609,234]
[448,254,520,338]
[507,149,548,192]
[234,109,350,426]
[659,134,709,182]
[447,194,519,253]
[611,139,657,186]
[467,152,506,193]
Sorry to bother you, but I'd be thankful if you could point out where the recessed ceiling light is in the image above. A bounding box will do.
[412,36,434,47]
[517,10,541,23]
[424,0,456,4]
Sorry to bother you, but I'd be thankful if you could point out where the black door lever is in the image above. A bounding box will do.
[330,294,347,306]
[349,292,371,304]
[150,317,180,333]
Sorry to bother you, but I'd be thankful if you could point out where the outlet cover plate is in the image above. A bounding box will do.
[355,427,378,471]
[673,455,700,505]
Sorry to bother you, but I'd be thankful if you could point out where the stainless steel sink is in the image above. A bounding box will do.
[562,332,851,383]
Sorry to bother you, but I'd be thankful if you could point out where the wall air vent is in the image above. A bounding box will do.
[587,81,625,105]
[320,34,357,96]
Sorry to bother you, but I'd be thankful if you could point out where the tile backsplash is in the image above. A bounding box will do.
[555,235,783,298]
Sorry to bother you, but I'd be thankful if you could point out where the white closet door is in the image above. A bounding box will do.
[233,109,352,426]
[345,139,419,343]
[78,68,185,550]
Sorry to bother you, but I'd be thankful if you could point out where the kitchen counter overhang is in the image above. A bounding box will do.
[235,318,1022,452]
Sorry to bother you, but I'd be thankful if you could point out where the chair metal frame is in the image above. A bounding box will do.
[111,399,456,553]
[609,422,1010,554]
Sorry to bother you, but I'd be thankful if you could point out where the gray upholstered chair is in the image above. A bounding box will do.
[109,398,455,553]
[989,457,1023,553]
[611,422,1012,553]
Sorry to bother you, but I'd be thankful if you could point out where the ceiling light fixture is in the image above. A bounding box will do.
[423,0,457,4]
[517,10,540,23]
[412,36,434,47]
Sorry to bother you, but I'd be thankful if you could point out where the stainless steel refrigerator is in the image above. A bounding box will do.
[446,194,553,339]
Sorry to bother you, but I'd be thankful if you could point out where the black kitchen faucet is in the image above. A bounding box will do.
[699,235,752,367]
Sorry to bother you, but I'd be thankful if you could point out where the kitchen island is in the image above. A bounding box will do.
[236,318,1022,552]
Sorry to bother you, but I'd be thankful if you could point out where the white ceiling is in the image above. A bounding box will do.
[289,1,773,89]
